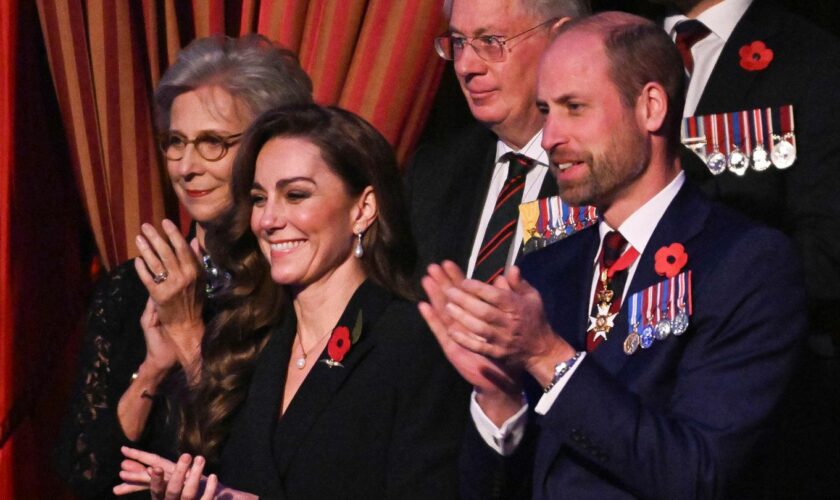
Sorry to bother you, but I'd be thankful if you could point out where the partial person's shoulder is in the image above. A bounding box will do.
[705,196,793,252]
[370,295,443,360]
[749,2,840,68]
[375,296,429,344]
[684,189,800,282]
[406,121,496,175]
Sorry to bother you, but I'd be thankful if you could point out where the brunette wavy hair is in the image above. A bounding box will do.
[180,104,418,460]
[152,33,311,462]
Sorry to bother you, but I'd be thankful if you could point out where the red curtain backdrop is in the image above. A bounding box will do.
[36,0,447,270]
[2,1,91,498]
[0,0,17,494]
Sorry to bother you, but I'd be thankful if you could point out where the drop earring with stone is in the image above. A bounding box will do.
[354,230,364,258]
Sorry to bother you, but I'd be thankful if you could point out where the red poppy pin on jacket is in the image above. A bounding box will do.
[739,41,773,71]
[323,310,364,368]
[655,243,688,278]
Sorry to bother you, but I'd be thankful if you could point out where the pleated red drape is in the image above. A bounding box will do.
[1,1,90,497]
[36,0,447,270]
[0,0,16,494]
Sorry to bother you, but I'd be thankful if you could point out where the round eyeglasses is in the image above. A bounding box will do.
[434,18,557,62]
[158,132,243,162]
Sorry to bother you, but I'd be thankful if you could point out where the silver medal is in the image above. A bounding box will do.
[640,325,655,349]
[751,144,772,171]
[672,309,689,335]
[655,319,672,340]
[707,151,727,175]
[771,136,796,169]
[727,147,750,176]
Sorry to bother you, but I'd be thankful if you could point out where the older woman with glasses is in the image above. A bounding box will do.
[114,105,470,500]
[56,34,312,498]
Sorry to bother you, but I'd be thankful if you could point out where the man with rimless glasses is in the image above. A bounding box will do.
[405,0,590,284]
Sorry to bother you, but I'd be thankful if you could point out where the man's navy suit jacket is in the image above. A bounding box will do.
[461,181,806,499]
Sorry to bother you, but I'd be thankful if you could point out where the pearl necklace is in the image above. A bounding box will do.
[294,328,333,370]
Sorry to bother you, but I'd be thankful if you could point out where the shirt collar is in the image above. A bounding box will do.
[663,0,753,42]
[598,171,686,255]
[495,129,548,167]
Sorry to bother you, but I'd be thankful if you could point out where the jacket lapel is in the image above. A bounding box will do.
[433,127,498,269]
[588,182,710,376]
[536,168,559,200]
[272,281,392,476]
[219,315,294,493]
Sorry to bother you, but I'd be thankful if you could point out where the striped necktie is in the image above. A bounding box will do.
[472,152,534,283]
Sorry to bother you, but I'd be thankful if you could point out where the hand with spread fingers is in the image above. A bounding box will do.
[422,263,576,397]
[419,261,521,395]
[134,218,205,379]
[114,447,256,500]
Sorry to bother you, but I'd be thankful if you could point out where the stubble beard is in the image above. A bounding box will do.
[556,124,650,209]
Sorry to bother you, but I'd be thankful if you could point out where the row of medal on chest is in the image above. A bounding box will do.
[622,272,692,356]
[681,105,796,177]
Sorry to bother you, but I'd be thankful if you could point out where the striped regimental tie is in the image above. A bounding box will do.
[472,152,535,283]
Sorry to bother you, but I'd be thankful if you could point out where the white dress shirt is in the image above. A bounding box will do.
[472,172,687,455]
[465,130,549,279]
[663,0,753,117]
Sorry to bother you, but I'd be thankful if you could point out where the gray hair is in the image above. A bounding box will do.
[154,34,313,131]
[443,0,591,21]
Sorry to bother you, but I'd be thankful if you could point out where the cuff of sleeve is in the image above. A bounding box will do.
[535,351,586,415]
[469,390,528,456]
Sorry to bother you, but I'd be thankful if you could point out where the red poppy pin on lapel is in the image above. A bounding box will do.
[323,310,363,368]
[655,243,688,278]
[739,41,773,71]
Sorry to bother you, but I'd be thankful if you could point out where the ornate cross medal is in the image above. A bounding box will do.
[588,270,618,342]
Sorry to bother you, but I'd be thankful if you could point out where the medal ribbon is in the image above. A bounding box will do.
[686,271,693,314]
[765,107,774,140]
[605,246,640,280]
[780,105,796,147]
[740,110,751,153]
[668,276,676,320]
[752,108,765,147]
[627,291,640,332]
[729,111,740,150]
[720,113,731,157]
[703,114,715,156]
[537,198,548,236]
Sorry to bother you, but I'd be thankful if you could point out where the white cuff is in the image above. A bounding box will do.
[535,352,586,415]
[469,390,528,456]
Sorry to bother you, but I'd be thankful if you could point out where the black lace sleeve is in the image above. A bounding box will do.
[55,261,177,498]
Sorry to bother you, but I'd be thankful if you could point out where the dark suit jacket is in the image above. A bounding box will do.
[405,121,558,275]
[218,281,470,499]
[461,181,806,499]
[681,0,840,328]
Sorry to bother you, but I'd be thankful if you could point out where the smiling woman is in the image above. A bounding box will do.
[116,105,469,499]
[55,35,313,499]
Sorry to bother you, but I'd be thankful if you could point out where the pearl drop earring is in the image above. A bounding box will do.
[354,231,364,258]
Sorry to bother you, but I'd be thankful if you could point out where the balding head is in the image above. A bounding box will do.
[553,12,685,152]
[444,0,591,21]
[537,12,684,223]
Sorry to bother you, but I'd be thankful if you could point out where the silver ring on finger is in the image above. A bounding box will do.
[153,270,169,284]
